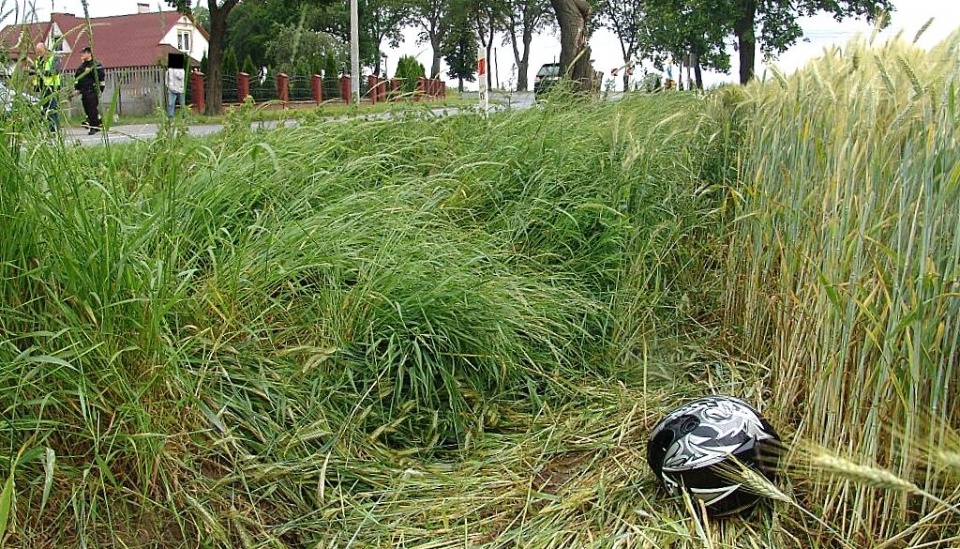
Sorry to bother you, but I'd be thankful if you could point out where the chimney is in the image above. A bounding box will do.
[137,3,150,13]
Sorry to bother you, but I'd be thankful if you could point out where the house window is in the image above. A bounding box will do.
[177,30,191,52]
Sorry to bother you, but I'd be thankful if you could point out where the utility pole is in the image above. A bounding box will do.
[350,0,360,103]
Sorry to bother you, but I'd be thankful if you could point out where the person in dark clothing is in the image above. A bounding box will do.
[74,46,105,134]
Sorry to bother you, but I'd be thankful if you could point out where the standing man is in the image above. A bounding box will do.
[74,46,105,134]
[31,42,61,132]
[166,62,185,119]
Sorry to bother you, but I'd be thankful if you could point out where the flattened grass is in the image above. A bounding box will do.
[2,28,957,548]
[0,87,727,546]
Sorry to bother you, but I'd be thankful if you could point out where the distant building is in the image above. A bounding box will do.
[0,2,209,115]
[1,3,208,71]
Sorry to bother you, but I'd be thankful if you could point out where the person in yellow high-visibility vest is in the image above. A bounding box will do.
[30,42,61,132]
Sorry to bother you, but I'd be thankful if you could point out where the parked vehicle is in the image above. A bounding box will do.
[534,63,604,98]
[0,80,38,115]
[533,63,561,97]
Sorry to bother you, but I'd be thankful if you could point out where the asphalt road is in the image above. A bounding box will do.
[63,91,541,147]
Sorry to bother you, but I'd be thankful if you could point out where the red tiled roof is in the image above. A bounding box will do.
[1,11,205,70]
[0,21,50,57]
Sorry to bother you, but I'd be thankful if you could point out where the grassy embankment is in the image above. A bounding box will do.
[0,28,957,548]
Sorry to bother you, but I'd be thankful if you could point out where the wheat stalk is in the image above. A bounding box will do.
[716,457,792,504]
[806,452,920,493]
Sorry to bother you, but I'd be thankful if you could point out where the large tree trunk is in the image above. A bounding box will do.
[476,9,496,91]
[517,29,533,91]
[549,0,593,93]
[694,56,703,90]
[206,14,225,114]
[430,34,442,78]
[508,17,534,91]
[734,0,757,84]
[205,0,239,115]
[487,44,494,90]
[508,25,523,90]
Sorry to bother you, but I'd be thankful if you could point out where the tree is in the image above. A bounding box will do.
[732,0,893,83]
[223,1,283,67]
[226,0,341,68]
[395,54,426,93]
[502,0,552,91]
[595,0,644,90]
[242,54,257,76]
[636,0,733,89]
[166,0,240,114]
[192,5,211,30]
[410,0,452,78]
[362,0,414,76]
[264,25,346,74]
[467,0,507,91]
[549,0,595,92]
[309,2,380,69]
[441,1,477,92]
[222,47,239,77]
[323,52,340,97]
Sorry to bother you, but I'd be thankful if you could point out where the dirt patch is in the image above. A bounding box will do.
[532,450,592,496]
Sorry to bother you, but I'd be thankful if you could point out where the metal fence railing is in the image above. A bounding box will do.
[77,68,444,115]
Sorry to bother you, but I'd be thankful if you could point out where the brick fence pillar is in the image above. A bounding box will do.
[378,77,387,102]
[367,75,378,104]
[238,72,249,102]
[276,73,289,107]
[340,75,351,104]
[416,77,426,101]
[311,74,323,104]
[390,78,402,101]
[190,70,204,113]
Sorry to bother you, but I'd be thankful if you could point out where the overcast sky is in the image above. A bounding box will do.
[10,0,958,90]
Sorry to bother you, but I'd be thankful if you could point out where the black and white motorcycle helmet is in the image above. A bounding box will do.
[646,395,781,517]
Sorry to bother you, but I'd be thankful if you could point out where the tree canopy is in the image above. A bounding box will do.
[167,0,896,107]
[634,0,733,89]
[731,0,893,83]
[440,0,478,91]
[502,0,553,91]
[410,0,452,78]
[165,0,241,114]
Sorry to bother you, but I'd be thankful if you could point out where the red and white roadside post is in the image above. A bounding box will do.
[477,46,488,114]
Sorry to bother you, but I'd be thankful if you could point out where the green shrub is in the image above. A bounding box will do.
[395,54,426,94]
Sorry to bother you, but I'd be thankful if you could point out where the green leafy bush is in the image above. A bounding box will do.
[394,54,426,94]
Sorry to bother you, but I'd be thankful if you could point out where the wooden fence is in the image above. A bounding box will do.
[63,65,166,118]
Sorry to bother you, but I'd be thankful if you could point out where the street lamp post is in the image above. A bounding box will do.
[350,0,360,104]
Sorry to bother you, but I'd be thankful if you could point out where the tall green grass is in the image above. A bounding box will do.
[720,29,960,545]
[4,27,957,547]
[0,90,725,546]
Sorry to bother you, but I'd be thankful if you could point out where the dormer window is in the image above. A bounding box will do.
[177,30,191,52]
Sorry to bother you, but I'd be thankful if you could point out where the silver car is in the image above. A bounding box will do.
[0,80,39,115]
